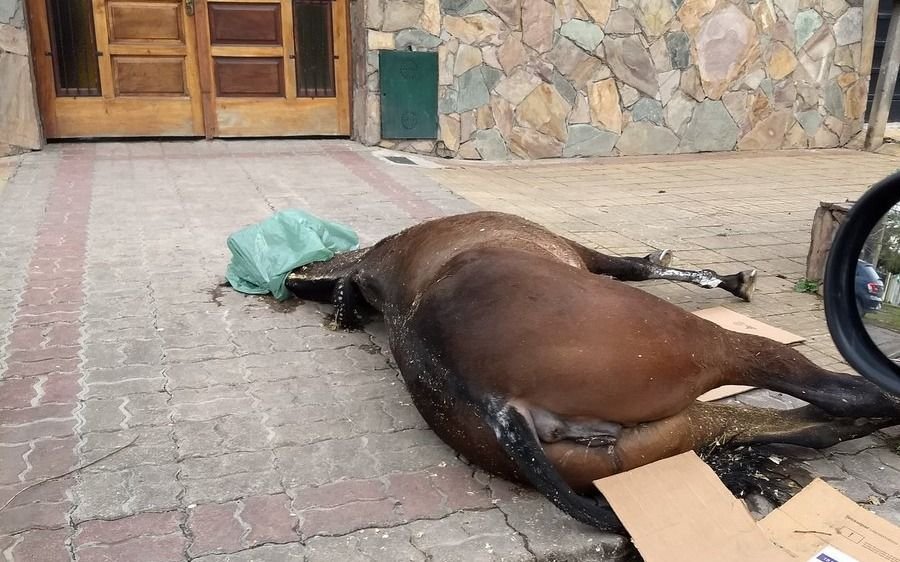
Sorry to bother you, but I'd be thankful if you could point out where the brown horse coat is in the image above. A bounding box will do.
[285,211,900,530]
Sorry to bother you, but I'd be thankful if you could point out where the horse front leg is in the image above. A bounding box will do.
[576,246,757,301]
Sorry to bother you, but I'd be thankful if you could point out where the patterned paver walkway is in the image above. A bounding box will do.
[0,141,898,561]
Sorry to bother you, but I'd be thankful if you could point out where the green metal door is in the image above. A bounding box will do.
[379,51,438,139]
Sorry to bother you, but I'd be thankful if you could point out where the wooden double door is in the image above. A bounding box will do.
[27,0,350,138]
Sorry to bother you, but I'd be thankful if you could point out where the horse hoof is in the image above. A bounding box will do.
[648,249,674,267]
[738,269,757,302]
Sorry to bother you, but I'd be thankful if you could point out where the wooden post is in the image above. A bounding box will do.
[860,0,881,78]
[865,0,900,150]
[806,202,852,288]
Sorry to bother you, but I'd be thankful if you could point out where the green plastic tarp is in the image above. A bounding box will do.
[225,209,359,301]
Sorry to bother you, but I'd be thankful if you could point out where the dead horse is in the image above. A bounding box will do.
[284,211,900,531]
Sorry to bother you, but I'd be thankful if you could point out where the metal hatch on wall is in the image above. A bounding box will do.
[26,0,351,139]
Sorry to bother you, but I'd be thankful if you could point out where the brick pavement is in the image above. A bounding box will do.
[0,142,898,561]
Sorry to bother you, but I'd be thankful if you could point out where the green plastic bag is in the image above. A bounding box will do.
[225,209,359,301]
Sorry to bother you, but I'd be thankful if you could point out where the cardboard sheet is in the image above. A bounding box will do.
[759,479,900,562]
[693,307,806,401]
[692,306,806,345]
[697,384,756,402]
[594,451,793,562]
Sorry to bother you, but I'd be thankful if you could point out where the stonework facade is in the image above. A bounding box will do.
[0,0,41,154]
[360,0,870,159]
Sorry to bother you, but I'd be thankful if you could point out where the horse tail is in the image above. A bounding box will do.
[481,396,625,532]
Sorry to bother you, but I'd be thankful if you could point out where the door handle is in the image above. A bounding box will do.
[185,0,194,15]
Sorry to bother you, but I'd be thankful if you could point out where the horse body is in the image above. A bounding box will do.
[286,211,900,530]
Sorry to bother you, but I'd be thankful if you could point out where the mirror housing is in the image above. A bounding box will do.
[824,170,900,396]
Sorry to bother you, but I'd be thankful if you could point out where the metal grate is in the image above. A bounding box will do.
[293,0,336,98]
[46,0,101,96]
[385,156,417,165]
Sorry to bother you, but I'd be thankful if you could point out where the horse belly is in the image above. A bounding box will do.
[415,252,732,425]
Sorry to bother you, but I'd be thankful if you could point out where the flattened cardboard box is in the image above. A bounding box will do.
[594,452,900,562]
[594,451,794,562]
[692,306,806,346]
[759,478,900,562]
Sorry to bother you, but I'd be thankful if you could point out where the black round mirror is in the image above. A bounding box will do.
[824,170,900,396]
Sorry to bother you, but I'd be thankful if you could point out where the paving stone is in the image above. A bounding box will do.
[180,451,283,504]
[192,544,307,562]
[0,498,72,534]
[74,511,185,562]
[76,534,188,562]
[0,529,72,562]
[175,413,271,455]
[278,430,455,489]
[306,529,424,561]
[188,502,244,556]
[171,386,255,422]
[72,464,180,522]
[496,489,635,560]
[241,493,299,546]
[80,393,170,432]
[409,510,532,560]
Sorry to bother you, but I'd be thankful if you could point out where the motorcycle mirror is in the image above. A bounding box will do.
[824,170,900,396]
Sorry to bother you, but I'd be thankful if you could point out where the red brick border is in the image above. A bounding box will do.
[327,149,442,220]
[0,146,96,561]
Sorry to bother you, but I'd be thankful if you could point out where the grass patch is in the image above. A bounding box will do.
[866,303,900,332]
[793,278,819,294]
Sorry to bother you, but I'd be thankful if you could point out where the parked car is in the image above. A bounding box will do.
[856,260,884,315]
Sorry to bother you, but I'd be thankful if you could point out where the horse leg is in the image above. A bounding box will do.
[283,248,377,329]
[721,334,900,419]
[568,241,757,301]
[541,401,896,493]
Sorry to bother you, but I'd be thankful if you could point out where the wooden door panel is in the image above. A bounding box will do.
[214,57,284,96]
[216,98,338,135]
[107,1,183,43]
[113,56,187,95]
[208,3,282,44]
[54,97,197,135]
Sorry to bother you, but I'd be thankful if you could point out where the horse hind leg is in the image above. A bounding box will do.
[568,241,757,301]
[541,401,896,494]
[723,334,900,420]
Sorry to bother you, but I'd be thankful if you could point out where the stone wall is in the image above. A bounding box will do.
[360,0,869,159]
[0,0,41,154]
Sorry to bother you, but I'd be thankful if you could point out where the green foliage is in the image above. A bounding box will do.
[794,278,819,294]
[876,208,900,274]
